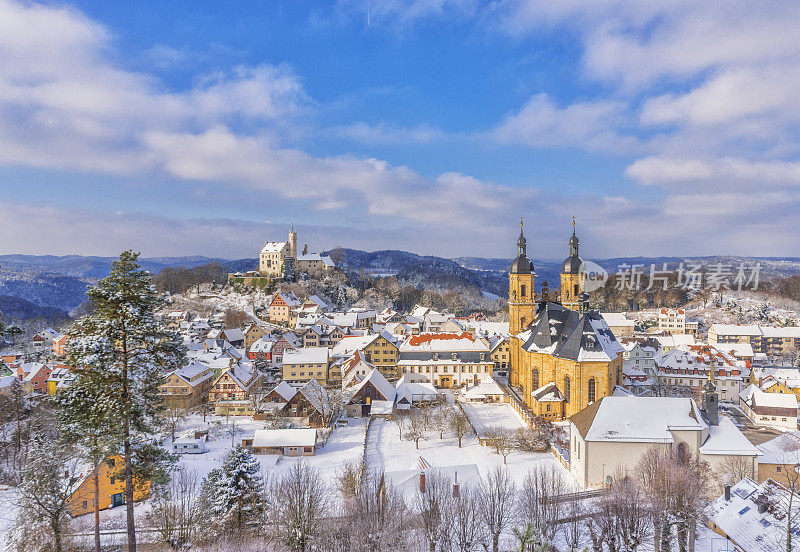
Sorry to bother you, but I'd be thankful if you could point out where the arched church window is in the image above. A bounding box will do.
[588,378,596,403]
[521,316,526,328]
[532,368,539,390]
[564,376,571,403]
[521,284,527,298]
[573,283,579,296]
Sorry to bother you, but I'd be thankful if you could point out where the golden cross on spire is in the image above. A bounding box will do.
[572,216,576,229]
[520,216,524,231]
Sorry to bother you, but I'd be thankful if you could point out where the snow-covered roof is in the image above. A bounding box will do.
[601,312,635,327]
[464,377,506,399]
[222,328,245,342]
[399,332,490,353]
[0,375,18,390]
[283,347,329,365]
[395,376,438,404]
[260,241,288,253]
[739,384,799,409]
[699,416,761,456]
[757,431,800,465]
[251,428,317,448]
[249,337,275,353]
[706,478,800,552]
[572,396,707,443]
[710,324,763,336]
[172,362,214,385]
[351,368,396,402]
[332,335,379,357]
[270,381,297,402]
[297,253,334,267]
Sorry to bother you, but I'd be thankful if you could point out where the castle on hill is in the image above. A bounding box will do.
[259,226,334,279]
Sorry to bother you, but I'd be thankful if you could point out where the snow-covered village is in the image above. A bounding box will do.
[3,2,800,552]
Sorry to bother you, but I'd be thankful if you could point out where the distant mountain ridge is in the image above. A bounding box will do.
[2,252,800,319]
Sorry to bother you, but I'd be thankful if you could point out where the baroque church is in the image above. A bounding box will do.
[508,220,624,420]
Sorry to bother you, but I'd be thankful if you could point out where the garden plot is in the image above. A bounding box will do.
[461,402,527,438]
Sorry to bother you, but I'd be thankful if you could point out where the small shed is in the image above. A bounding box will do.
[248,428,318,456]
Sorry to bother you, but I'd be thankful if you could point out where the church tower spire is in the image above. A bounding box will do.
[560,218,585,311]
[508,218,536,335]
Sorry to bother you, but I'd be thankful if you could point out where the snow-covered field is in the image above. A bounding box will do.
[172,413,368,483]
[364,414,574,489]
[461,402,527,437]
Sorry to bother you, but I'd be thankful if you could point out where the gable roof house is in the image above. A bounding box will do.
[158,361,215,407]
[345,368,396,418]
[210,363,262,416]
[282,379,336,428]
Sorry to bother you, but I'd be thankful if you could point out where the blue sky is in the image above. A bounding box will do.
[1,0,799,259]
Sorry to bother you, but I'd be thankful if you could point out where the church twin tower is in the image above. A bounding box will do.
[508,218,586,335]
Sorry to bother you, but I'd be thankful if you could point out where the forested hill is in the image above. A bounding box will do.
[3,251,800,320]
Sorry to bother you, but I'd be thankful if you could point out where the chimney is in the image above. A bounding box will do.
[724,484,731,501]
[419,472,426,494]
[452,471,460,498]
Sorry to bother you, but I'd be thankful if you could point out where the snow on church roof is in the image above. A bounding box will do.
[574,396,707,443]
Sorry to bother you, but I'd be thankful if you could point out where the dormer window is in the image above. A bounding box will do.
[480,353,485,361]
[452,353,458,361]
[433,353,439,361]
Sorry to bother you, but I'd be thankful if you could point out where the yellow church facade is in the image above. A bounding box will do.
[508,221,624,420]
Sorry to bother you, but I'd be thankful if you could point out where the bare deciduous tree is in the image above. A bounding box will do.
[517,464,566,543]
[484,427,514,464]
[479,466,516,552]
[271,461,330,552]
[149,468,202,550]
[449,408,471,448]
[451,484,485,552]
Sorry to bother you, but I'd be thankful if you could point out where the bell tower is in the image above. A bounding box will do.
[509,218,536,335]
[560,218,585,312]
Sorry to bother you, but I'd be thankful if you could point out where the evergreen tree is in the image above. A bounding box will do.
[11,434,82,552]
[203,445,265,533]
[54,378,123,552]
[65,250,186,552]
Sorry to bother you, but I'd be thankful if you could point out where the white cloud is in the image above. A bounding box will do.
[490,93,637,153]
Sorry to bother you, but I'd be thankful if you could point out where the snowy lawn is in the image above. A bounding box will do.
[173,413,368,483]
[461,401,527,437]
[364,411,575,489]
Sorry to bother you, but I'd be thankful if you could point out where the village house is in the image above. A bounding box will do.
[282,379,333,428]
[344,368,396,417]
[264,381,297,404]
[271,331,300,365]
[282,347,331,385]
[244,321,272,350]
[32,328,59,349]
[655,344,747,402]
[398,332,494,389]
[21,362,54,394]
[158,361,215,408]
[68,455,151,516]
[339,350,377,388]
[210,363,262,415]
[709,323,800,357]
[601,312,635,338]
[738,384,799,430]
[756,431,800,486]
[269,292,301,325]
[52,334,69,357]
[332,333,400,379]
[248,336,275,362]
[489,336,510,372]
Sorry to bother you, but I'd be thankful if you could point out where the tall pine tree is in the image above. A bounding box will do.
[54,378,123,552]
[65,250,186,552]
